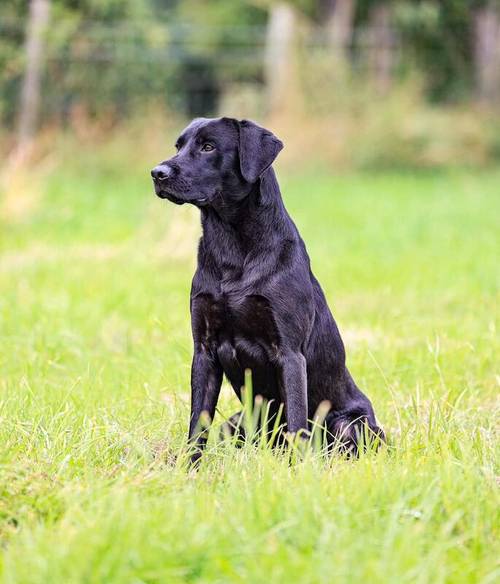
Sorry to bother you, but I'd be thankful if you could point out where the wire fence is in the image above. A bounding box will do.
[1,15,499,128]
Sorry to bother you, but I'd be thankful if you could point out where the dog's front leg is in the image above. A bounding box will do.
[278,352,309,438]
[188,347,223,465]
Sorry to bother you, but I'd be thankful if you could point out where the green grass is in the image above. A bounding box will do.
[0,151,499,583]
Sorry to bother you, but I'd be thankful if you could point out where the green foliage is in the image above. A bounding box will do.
[0,1,28,123]
[0,0,496,127]
[393,1,474,101]
[0,0,167,124]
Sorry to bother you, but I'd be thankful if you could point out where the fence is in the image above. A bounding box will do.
[2,2,500,137]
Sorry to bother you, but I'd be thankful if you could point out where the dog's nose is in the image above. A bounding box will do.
[151,165,171,181]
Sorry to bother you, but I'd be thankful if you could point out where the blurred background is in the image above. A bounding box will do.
[1,0,500,172]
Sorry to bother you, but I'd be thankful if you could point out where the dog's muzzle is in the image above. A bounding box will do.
[151,164,182,202]
[151,164,209,206]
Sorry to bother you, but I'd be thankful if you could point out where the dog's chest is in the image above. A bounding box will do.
[193,292,279,349]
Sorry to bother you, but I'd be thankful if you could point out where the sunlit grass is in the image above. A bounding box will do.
[0,152,498,582]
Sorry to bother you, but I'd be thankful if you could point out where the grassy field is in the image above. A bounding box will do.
[0,146,499,582]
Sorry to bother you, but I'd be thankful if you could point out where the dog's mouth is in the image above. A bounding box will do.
[157,190,185,205]
[154,184,209,207]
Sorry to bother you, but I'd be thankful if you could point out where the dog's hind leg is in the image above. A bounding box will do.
[324,406,385,456]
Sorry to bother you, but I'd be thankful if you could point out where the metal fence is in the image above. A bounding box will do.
[2,6,500,132]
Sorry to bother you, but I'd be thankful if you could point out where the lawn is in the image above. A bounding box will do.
[0,149,498,583]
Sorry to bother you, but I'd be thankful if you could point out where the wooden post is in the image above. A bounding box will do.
[369,3,394,96]
[474,5,500,104]
[265,2,296,115]
[15,0,51,158]
[324,0,355,58]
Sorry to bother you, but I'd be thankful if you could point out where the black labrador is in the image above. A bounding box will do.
[151,117,384,462]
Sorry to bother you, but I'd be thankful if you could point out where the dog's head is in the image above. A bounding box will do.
[151,117,283,206]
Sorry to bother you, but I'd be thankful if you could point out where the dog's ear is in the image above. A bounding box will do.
[238,120,283,183]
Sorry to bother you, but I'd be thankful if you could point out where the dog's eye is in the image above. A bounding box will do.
[201,143,214,152]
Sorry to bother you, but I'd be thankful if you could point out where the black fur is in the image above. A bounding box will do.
[151,117,384,463]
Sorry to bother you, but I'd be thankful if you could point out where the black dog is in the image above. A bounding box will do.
[151,118,384,462]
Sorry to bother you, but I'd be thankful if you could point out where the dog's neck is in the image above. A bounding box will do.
[201,167,292,235]
[199,167,297,270]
